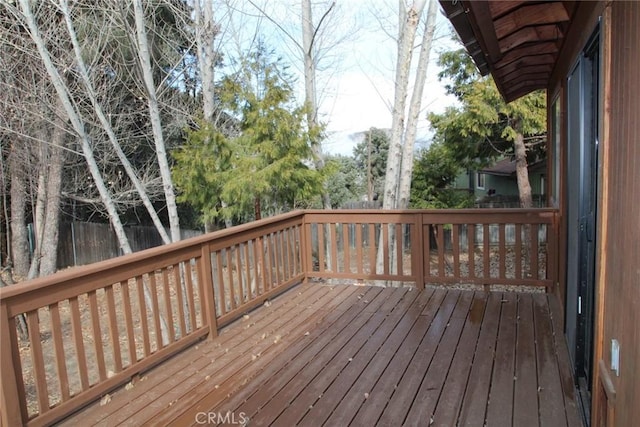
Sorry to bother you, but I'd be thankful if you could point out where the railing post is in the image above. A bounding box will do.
[300,212,311,283]
[199,243,218,338]
[414,213,425,290]
[0,302,24,426]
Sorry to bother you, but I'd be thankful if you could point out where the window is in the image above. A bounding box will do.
[476,172,486,190]
[540,175,546,195]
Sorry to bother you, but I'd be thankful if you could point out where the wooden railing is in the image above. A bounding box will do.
[0,208,558,426]
[0,212,305,426]
[304,208,558,289]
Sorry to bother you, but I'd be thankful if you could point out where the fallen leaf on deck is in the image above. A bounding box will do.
[125,382,134,391]
[100,394,111,406]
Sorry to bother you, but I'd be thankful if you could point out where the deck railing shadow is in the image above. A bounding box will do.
[0,208,558,426]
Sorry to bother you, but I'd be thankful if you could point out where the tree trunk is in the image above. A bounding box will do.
[27,157,47,280]
[39,131,65,276]
[18,0,132,255]
[9,142,29,277]
[195,0,217,124]
[397,0,437,209]
[302,0,331,210]
[514,130,533,208]
[59,0,171,245]
[377,0,426,277]
[382,0,426,210]
[19,0,171,343]
[132,0,181,243]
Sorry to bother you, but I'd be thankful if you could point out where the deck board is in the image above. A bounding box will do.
[61,283,583,427]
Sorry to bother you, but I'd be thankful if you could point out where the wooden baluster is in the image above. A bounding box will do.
[135,276,151,355]
[424,223,431,279]
[49,302,70,401]
[343,224,351,274]
[499,224,507,280]
[483,224,490,279]
[265,235,274,290]
[257,237,267,294]
[198,245,218,338]
[184,262,198,332]
[87,291,107,381]
[173,265,186,337]
[317,226,325,274]
[468,224,476,280]
[273,232,282,285]
[243,243,252,300]
[104,285,122,373]
[69,296,89,390]
[215,251,226,315]
[27,310,49,413]
[437,224,445,279]
[453,224,460,279]
[330,223,338,273]
[396,223,404,277]
[515,224,523,280]
[356,224,363,275]
[531,224,539,280]
[147,274,162,350]
[382,223,390,275]
[226,247,238,309]
[120,280,137,365]
[368,224,376,275]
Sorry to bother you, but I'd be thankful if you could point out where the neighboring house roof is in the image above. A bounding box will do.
[480,158,546,177]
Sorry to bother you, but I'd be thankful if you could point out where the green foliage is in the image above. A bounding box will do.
[173,47,324,224]
[352,128,389,199]
[323,155,365,208]
[172,120,232,225]
[410,142,474,209]
[428,48,547,169]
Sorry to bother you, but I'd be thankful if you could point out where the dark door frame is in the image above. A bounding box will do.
[565,25,601,425]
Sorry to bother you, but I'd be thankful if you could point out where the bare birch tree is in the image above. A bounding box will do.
[132,0,181,243]
[382,0,426,211]
[58,0,172,245]
[397,0,438,209]
[377,0,439,277]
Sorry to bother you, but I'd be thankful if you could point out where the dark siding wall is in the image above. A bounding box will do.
[600,2,640,425]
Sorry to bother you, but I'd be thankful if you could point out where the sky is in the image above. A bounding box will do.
[216,0,460,156]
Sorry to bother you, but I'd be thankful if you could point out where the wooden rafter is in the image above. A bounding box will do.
[441,0,578,101]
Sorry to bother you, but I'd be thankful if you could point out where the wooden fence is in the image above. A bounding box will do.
[0,209,558,426]
[55,222,203,269]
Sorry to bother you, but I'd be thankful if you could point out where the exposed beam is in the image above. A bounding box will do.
[498,41,559,65]
[466,1,503,63]
[494,2,570,39]
[499,24,563,53]
[494,54,556,74]
[494,64,554,81]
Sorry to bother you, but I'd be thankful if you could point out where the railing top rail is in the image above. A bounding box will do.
[0,210,305,301]
[303,208,559,215]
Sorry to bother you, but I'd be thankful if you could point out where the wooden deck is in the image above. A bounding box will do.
[59,282,582,426]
